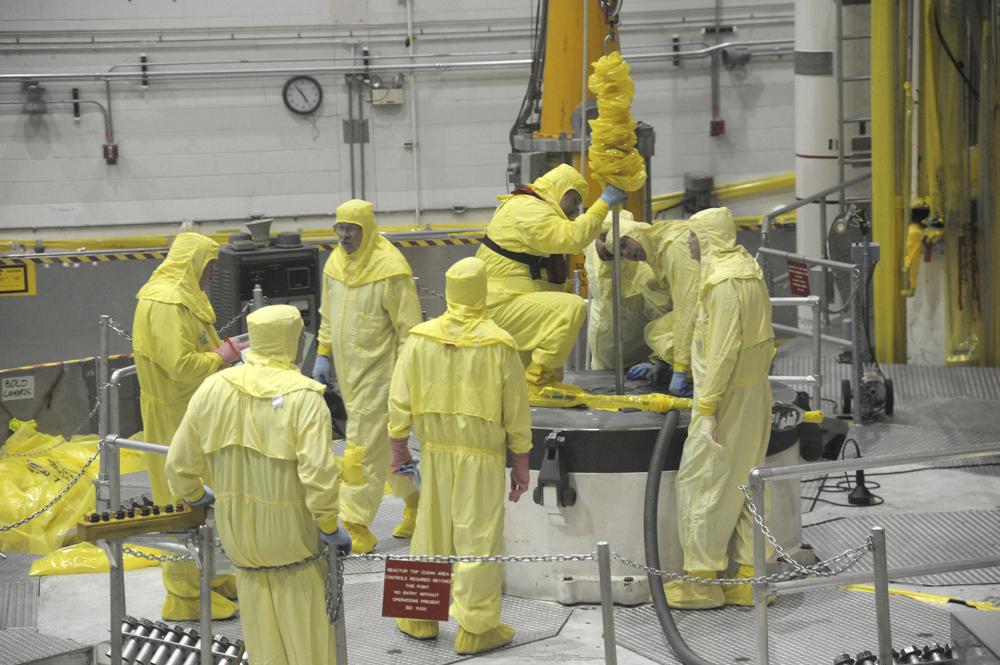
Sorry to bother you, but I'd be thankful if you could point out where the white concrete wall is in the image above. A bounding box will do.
[0,1,796,234]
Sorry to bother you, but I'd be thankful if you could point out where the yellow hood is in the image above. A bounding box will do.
[689,207,763,291]
[136,233,219,324]
[323,199,413,287]
[409,257,515,348]
[222,304,322,398]
[495,164,590,221]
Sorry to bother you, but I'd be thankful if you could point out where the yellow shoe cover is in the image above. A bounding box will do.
[664,570,725,610]
[454,624,515,655]
[723,565,776,606]
[211,574,238,601]
[392,493,420,539]
[343,521,377,554]
[162,591,238,621]
[397,618,439,640]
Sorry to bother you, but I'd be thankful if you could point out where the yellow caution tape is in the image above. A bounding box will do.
[842,584,1000,611]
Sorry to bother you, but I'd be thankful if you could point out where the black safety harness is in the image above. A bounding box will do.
[480,185,566,284]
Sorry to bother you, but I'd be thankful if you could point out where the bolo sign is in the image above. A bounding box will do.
[1,376,35,402]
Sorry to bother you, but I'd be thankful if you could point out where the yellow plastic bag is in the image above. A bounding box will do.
[29,541,163,576]
[0,423,144,555]
[588,50,648,193]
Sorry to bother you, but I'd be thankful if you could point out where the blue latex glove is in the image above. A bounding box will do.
[599,184,628,207]
[185,485,215,507]
[312,355,331,387]
[321,526,353,556]
[626,363,654,380]
[649,360,673,386]
[668,370,693,397]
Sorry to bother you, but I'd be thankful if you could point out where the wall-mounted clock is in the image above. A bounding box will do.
[282,75,323,115]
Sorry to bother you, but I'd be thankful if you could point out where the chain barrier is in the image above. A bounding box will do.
[216,302,253,337]
[739,483,814,575]
[416,284,446,301]
[0,439,104,533]
[325,551,345,623]
[106,317,133,342]
[349,551,597,564]
[122,545,193,563]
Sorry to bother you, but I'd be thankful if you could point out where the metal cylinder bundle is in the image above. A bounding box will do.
[112,622,249,664]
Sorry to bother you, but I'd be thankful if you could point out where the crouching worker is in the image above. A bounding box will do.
[387,257,532,655]
[166,305,352,664]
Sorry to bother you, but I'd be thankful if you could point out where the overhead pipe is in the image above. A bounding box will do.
[405,0,423,229]
[0,13,794,51]
[0,41,793,83]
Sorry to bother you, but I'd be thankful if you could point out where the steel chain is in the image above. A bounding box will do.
[416,284,446,301]
[216,302,253,337]
[0,440,104,533]
[106,317,133,342]
[612,538,872,586]
[348,552,597,564]
[325,550,345,623]
[738,483,813,574]
[122,545,192,563]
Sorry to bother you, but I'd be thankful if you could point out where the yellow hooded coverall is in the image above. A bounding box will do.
[618,219,701,373]
[132,232,236,619]
[166,304,342,664]
[388,257,532,654]
[476,164,611,384]
[584,211,669,369]
[317,199,421,548]
[665,207,774,609]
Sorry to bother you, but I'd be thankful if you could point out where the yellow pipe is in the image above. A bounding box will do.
[871,0,907,363]
[650,172,795,214]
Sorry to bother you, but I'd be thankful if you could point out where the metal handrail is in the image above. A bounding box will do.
[760,172,872,245]
[747,440,1000,665]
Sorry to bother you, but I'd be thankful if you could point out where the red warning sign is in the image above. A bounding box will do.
[787,260,811,297]
[381,560,452,621]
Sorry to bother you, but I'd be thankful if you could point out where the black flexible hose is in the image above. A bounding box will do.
[643,409,717,665]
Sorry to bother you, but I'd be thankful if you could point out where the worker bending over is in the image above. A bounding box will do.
[313,199,422,553]
[665,207,775,609]
[133,232,247,620]
[166,305,351,664]
[584,210,669,370]
[476,164,627,386]
[606,218,701,396]
[388,257,532,655]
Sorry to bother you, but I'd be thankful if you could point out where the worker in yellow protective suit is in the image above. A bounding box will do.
[133,232,247,620]
[611,218,701,396]
[165,305,351,665]
[665,207,774,609]
[584,210,669,370]
[313,199,422,554]
[476,164,627,385]
[388,257,532,656]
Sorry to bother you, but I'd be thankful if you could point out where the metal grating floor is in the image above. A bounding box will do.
[616,588,951,665]
[174,580,573,665]
[0,553,40,632]
[0,627,88,664]
[805,510,1000,586]
[844,422,1000,459]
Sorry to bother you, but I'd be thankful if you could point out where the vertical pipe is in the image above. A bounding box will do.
[107,404,121,511]
[812,299,822,409]
[597,541,618,665]
[851,267,864,422]
[329,547,348,664]
[573,268,587,371]
[346,74,356,199]
[611,206,625,394]
[871,0,906,362]
[109,540,125,665]
[357,75,366,201]
[252,284,264,311]
[819,203,831,326]
[198,526,213,665]
[750,474,770,665]
[97,316,111,513]
[580,0,590,179]
[871,526,893,665]
[836,0,847,213]
[710,0,723,132]
[405,0,424,229]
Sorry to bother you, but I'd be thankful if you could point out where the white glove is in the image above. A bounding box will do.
[697,415,718,443]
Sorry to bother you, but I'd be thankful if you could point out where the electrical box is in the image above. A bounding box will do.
[210,232,320,335]
[372,88,405,106]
